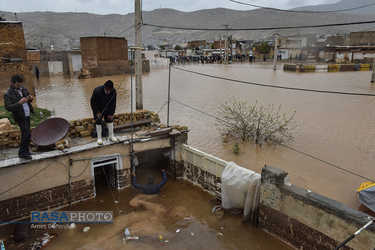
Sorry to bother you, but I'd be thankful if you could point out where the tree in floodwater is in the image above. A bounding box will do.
[216,98,296,146]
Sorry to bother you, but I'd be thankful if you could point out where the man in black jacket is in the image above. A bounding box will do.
[132,170,168,194]
[4,75,34,159]
[90,80,118,144]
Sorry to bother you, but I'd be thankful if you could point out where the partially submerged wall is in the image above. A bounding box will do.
[259,166,375,249]
[175,146,375,249]
[0,128,187,222]
[283,63,373,72]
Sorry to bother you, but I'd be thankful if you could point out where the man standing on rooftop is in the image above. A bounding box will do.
[4,75,34,160]
[90,80,118,144]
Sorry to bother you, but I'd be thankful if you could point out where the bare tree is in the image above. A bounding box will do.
[216,98,296,146]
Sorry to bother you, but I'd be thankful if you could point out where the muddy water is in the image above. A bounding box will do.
[34,63,375,210]
[0,174,292,249]
[3,62,374,248]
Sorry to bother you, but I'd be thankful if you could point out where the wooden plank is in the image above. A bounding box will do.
[113,119,152,131]
[148,128,172,137]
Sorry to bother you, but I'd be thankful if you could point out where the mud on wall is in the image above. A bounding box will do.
[259,166,375,249]
[173,145,375,249]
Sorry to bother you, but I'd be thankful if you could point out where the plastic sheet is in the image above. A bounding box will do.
[221,161,261,223]
[359,186,375,213]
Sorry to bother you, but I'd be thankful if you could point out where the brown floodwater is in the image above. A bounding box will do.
[3,61,373,248]
[34,62,375,209]
[0,170,293,249]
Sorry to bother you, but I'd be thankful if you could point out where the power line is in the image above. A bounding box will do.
[142,19,375,31]
[280,144,374,181]
[172,65,375,97]
[0,159,59,196]
[229,0,375,14]
[114,24,135,37]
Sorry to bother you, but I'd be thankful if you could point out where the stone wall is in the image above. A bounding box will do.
[68,110,160,138]
[0,110,160,149]
[178,161,221,196]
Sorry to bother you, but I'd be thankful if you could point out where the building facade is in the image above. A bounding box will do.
[0,21,34,104]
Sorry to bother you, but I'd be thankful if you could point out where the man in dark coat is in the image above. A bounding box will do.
[35,67,39,79]
[90,80,118,144]
[4,75,34,159]
[132,170,168,194]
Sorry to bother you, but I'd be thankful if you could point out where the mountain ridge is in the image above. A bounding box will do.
[1,0,374,50]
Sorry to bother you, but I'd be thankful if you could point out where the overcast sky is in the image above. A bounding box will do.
[1,0,341,15]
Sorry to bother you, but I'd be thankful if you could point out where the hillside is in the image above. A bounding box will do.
[293,0,375,15]
[1,0,375,50]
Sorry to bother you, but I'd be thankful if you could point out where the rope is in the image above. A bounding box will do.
[102,166,122,216]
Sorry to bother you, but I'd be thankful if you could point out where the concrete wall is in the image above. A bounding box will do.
[28,50,82,76]
[0,129,187,222]
[283,63,372,73]
[259,166,375,249]
[175,146,375,249]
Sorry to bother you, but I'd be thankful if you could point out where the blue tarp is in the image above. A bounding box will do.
[359,186,375,212]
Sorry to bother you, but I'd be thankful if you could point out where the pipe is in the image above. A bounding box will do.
[167,62,171,127]
[333,217,374,250]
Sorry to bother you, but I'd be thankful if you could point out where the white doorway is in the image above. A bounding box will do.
[91,154,122,196]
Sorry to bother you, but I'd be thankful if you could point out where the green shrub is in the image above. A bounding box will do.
[0,106,52,128]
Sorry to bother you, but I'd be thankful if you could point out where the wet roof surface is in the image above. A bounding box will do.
[0,129,182,169]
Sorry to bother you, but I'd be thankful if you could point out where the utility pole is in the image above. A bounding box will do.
[371,57,375,83]
[219,35,222,61]
[223,25,228,64]
[135,0,143,109]
[273,31,279,71]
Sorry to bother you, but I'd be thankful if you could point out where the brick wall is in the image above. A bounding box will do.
[0,180,94,222]
[0,63,34,105]
[0,22,34,103]
[0,22,27,62]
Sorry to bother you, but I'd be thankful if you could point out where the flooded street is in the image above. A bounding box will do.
[35,62,375,210]
[2,61,370,248]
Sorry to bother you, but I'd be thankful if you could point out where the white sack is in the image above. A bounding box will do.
[221,161,261,220]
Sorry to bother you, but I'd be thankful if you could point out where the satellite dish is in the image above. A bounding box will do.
[31,117,70,147]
